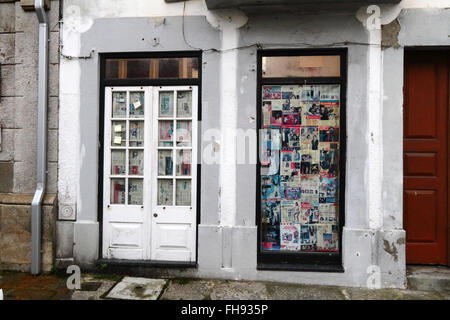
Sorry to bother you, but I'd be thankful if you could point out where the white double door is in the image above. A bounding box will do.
[102,86,198,262]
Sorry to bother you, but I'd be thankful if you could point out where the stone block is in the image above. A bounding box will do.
[47,160,58,193]
[13,160,36,193]
[73,221,99,267]
[0,204,31,234]
[42,203,56,242]
[14,126,37,162]
[48,96,59,129]
[0,196,57,271]
[378,229,407,289]
[0,2,15,33]
[47,129,58,162]
[197,225,221,270]
[0,205,32,265]
[0,161,14,193]
[0,64,15,97]
[0,33,15,64]
[232,226,257,273]
[14,63,38,97]
[14,28,39,66]
[49,62,59,97]
[14,95,37,129]
[0,128,15,161]
[0,97,17,128]
[0,231,31,264]
[49,31,59,65]
[56,221,74,258]
[49,1,60,33]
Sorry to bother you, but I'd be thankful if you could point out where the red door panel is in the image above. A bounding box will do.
[403,50,449,265]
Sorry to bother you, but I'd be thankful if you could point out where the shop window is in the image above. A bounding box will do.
[257,50,346,270]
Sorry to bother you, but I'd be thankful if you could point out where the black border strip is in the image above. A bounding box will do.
[98,51,202,264]
[256,48,347,269]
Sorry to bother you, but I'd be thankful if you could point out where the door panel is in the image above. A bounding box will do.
[103,86,197,262]
[103,87,151,260]
[403,51,449,265]
[151,87,198,262]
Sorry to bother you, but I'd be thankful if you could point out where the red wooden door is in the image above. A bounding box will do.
[403,50,449,265]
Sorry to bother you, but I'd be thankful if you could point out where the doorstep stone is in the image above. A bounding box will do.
[105,277,166,300]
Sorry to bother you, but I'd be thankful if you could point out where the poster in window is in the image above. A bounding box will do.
[159,121,174,147]
[176,121,192,147]
[128,178,143,205]
[280,223,300,250]
[159,92,174,117]
[129,150,144,175]
[112,92,127,117]
[111,150,126,175]
[158,179,173,205]
[177,91,192,118]
[260,84,341,254]
[176,149,191,176]
[110,178,125,204]
[158,150,173,176]
[129,121,144,147]
[176,179,191,206]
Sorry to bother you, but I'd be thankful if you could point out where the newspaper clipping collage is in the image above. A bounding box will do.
[260,84,340,253]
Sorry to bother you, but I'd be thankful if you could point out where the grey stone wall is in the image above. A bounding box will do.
[0,0,59,194]
[0,0,60,271]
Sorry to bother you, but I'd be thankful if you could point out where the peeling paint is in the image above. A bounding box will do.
[382,19,401,50]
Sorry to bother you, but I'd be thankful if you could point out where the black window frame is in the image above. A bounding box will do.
[98,51,202,265]
[256,48,347,272]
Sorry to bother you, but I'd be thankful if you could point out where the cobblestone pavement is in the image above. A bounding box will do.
[0,270,448,300]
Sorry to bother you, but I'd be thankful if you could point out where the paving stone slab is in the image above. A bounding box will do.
[161,279,215,300]
[266,283,345,300]
[210,281,269,300]
[343,287,444,300]
[70,274,117,300]
[106,277,166,300]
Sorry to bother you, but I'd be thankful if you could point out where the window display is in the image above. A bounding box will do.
[260,84,340,253]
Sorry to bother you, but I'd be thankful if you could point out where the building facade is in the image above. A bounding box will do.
[0,0,449,289]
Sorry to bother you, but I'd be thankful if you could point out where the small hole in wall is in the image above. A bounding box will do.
[356,252,360,257]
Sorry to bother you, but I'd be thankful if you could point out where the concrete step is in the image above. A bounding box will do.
[407,266,450,293]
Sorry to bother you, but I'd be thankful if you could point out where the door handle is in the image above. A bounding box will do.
[153,213,158,218]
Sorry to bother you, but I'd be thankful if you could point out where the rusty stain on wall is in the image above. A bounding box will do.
[383,239,398,262]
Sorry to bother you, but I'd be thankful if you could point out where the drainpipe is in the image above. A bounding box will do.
[31,0,49,275]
